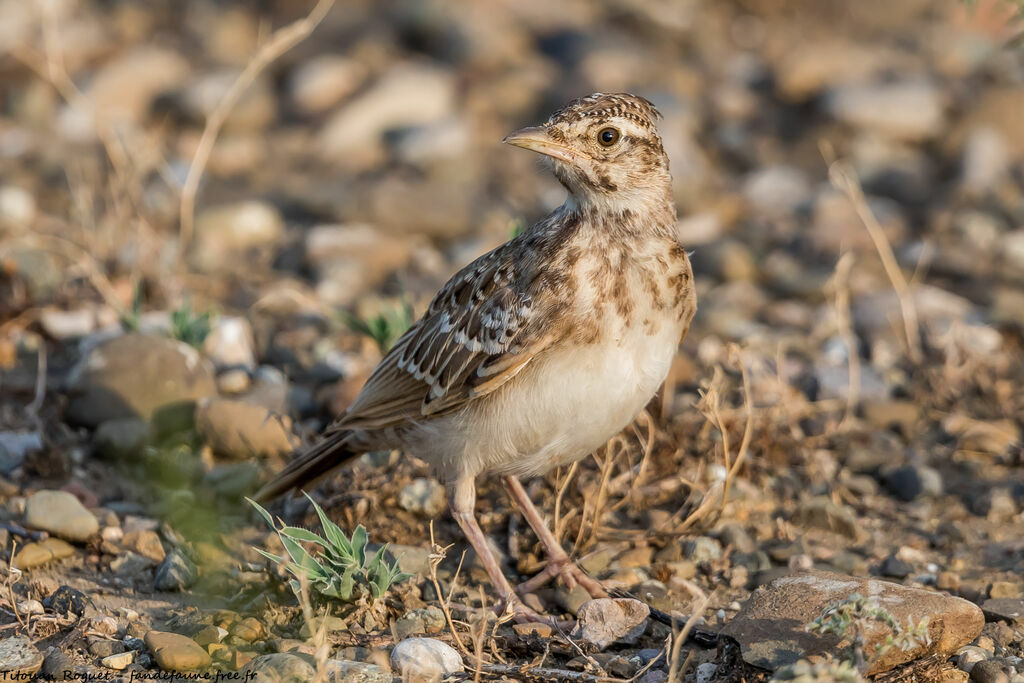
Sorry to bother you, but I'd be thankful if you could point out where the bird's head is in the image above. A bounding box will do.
[504,92,670,212]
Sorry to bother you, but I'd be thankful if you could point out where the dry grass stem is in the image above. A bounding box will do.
[826,159,923,364]
[830,251,860,428]
[428,521,469,654]
[697,346,753,517]
[667,584,711,683]
[553,461,579,546]
[179,0,335,258]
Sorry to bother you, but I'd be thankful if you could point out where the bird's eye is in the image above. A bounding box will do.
[597,127,620,147]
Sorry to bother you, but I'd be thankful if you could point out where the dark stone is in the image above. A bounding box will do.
[43,586,90,617]
[879,555,914,579]
[981,598,1024,624]
[884,465,923,501]
[88,638,126,658]
[154,549,199,592]
[42,650,74,678]
[970,659,1011,683]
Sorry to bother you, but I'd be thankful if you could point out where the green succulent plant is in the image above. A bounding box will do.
[339,299,414,354]
[775,593,932,679]
[247,494,411,602]
[170,298,213,347]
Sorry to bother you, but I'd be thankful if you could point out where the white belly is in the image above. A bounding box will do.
[420,312,683,481]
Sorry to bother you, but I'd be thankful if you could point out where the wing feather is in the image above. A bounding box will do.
[334,241,554,431]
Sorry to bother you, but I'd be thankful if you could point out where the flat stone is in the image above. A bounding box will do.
[827,80,945,140]
[144,631,211,672]
[101,651,133,670]
[65,334,216,428]
[124,529,166,563]
[572,598,651,651]
[24,489,99,542]
[194,626,228,648]
[792,497,866,541]
[981,599,1024,624]
[231,651,257,670]
[13,537,75,568]
[390,638,463,679]
[970,660,1011,683]
[193,201,284,271]
[89,637,126,657]
[195,397,298,459]
[243,653,316,683]
[288,55,366,115]
[720,570,985,675]
[111,551,155,576]
[0,635,43,679]
[41,650,74,678]
[989,582,1022,599]
[231,617,265,642]
[318,62,455,165]
[616,546,655,568]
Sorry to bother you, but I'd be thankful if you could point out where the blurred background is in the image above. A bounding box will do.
[0,0,1023,677]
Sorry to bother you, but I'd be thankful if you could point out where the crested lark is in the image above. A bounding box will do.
[257,92,696,619]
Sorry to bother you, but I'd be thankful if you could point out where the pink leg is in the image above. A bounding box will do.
[503,476,607,598]
[447,477,547,622]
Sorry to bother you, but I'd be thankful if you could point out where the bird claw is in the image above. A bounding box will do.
[496,593,551,624]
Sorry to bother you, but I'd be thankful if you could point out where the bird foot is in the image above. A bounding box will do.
[517,557,608,598]
[496,593,553,625]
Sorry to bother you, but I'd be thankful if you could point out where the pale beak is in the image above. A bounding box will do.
[503,126,586,165]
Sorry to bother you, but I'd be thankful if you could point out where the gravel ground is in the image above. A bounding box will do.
[0,0,1022,681]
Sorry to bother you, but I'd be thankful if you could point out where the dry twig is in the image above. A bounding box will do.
[829,251,860,428]
[428,521,469,654]
[824,155,923,364]
[178,0,335,257]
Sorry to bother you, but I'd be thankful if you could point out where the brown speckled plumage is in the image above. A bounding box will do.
[258,93,696,621]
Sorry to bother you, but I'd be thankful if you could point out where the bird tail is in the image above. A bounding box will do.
[253,431,359,503]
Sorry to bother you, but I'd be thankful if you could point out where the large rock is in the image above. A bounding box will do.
[305,224,413,306]
[288,55,367,115]
[827,80,945,141]
[572,598,651,651]
[65,334,216,428]
[390,638,463,679]
[318,62,456,165]
[0,635,43,679]
[13,537,76,569]
[792,497,866,542]
[193,200,284,272]
[195,398,298,459]
[24,490,99,542]
[721,570,985,676]
[243,653,316,683]
[83,46,190,128]
[144,631,211,672]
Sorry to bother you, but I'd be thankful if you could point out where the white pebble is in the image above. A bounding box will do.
[390,638,464,679]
